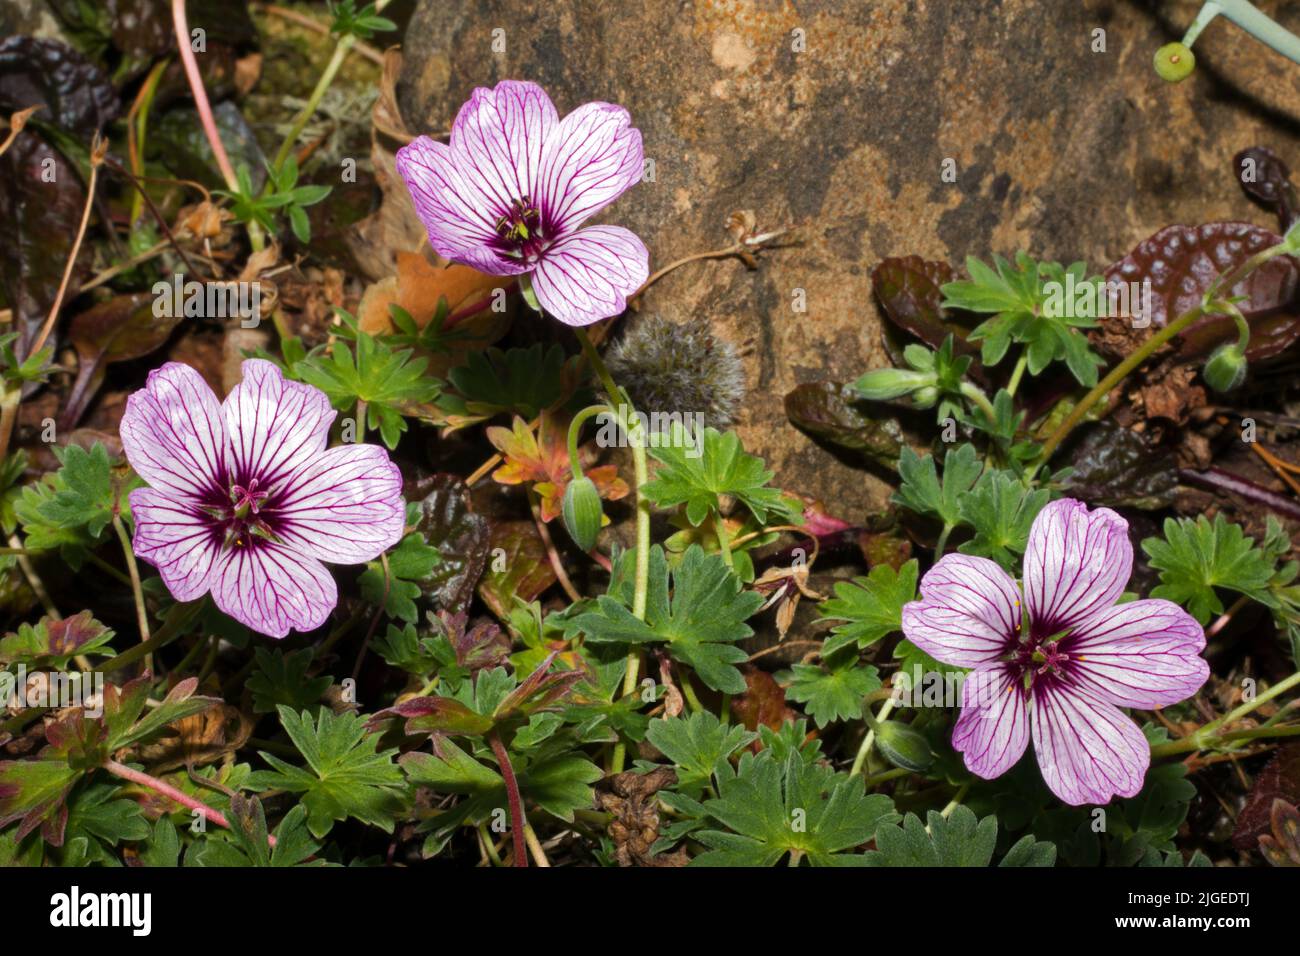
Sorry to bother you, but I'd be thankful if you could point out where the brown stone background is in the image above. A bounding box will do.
[397,0,1300,522]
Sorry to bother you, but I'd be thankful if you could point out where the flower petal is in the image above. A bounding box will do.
[223,359,334,492]
[1023,498,1132,635]
[451,80,557,218]
[537,101,643,236]
[120,362,227,503]
[1063,599,1209,708]
[530,225,649,326]
[272,444,406,564]
[128,487,219,602]
[1030,681,1149,805]
[395,135,530,276]
[900,553,1020,667]
[210,540,336,639]
[951,664,1031,780]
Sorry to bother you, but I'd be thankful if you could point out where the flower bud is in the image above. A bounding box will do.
[852,368,935,402]
[1203,344,1247,392]
[873,720,934,773]
[561,476,604,551]
[1154,42,1195,83]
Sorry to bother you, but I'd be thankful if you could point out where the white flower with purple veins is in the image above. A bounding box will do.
[902,499,1209,805]
[120,360,406,639]
[394,79,649,326]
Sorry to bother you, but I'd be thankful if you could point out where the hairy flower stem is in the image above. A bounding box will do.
[1033,243,1292,476]
[104,759,277,847]
[851,696,897,776]
[487,731,528,868]
[171,0,263,251]
[523,824,551,867]
[1005,353,1029,398]
[113,515,153,670]
[1151,670,1300,758]
[939,783,969,820]
[932,522,954,560]
[959,382,998,425]
[575,327,650,774]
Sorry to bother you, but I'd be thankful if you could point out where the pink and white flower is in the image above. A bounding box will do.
[902,498,1209,805]
[394,79,648,327]
[120,360,406,638]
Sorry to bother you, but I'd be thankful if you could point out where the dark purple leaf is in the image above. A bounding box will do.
[476,520,557,621]
[0,37,117,356]
[1060,422,1178,510]
[872,257,969,348]
[1234,146,1299,232]
[1103,222,1300,362]
[784,382,902,469]
[408,474,490,613]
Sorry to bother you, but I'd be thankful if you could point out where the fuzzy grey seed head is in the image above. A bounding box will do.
[605,316,746,430]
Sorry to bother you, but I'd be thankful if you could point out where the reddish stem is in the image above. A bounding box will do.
[104,759,275,845]
[171,0,239,191]
[487,732,528,867]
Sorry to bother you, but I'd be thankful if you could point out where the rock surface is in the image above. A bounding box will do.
[397,0,1300,522]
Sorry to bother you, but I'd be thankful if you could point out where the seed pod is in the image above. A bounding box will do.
[852,368,936,402]
[562,476,604,551]
[1202,343,1248,392]
[873,720,934,773]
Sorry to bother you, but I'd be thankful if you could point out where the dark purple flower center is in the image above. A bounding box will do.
[200,475,282,551]
[491,195,547,261]
[1005,600,1074,691]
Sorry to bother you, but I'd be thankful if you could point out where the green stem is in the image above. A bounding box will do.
[112,515,152,671]
[1034,241,1290,476]
[1150,670,1300,757]
[863,766,910,788]
[270,2,391,173]
[575,327,652,774]
[939,783,969,819]
[851,696,898,776]
[566,404,611,480]
[959,381,997,425]
[680,676,705,714]
[933,522,954,559]
[1005,352,1029,397]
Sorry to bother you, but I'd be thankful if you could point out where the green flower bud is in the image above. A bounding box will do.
[853,368,935,402]
[561,476,604,551]
[911,385,940,409]
[1203,344,1248,392]
[872,719,934,773]
[1154,42,1195,83]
